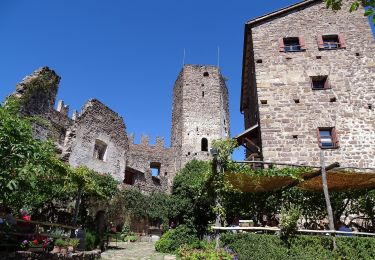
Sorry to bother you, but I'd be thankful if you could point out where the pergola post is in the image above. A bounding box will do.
[320,150,337,249]
[211,148,222,249]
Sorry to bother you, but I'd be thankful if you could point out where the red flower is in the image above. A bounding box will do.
[33,239,38,245]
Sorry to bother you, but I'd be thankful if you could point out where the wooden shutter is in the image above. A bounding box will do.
[338,34,346,48]
[316,128,322,148]
[299,36,306,50]
[332,128,339,148]
[324,76,331,89]
[317,34,324,49]
[278,38,285,52]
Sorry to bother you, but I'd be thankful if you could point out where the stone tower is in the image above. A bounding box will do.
[171,65,230,171]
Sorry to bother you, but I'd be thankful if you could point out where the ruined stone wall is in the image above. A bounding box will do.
[9,67,73,146]
[64,99,128,182]
[248,2,375,167]
[171,65,230,170]
[126,135,173,192]
[170,71,184,171]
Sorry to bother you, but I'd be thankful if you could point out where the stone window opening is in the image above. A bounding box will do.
[294,99,300,104]
[292,135,298,139]
[124,170,135,185]
[279,36,306,52]
[150,162,161,177]
[317,127,339,149]
[260,100,268,105]
[368,104,372,110]
[203,72,209,77]
[330,97,337,103]
[317,34,346,50]
[201,138,208,152]
[256,59,263,63]
[202,91,205,97]
[311,76,330,90]
[93,139,107,161]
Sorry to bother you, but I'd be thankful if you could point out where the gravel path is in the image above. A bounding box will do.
[101,242,176,260]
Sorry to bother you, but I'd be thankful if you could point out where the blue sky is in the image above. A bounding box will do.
[0,0,374,160]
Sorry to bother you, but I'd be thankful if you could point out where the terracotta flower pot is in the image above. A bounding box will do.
[51,246,60,254]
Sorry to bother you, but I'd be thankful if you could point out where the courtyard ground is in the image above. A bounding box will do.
[101,242,176,260]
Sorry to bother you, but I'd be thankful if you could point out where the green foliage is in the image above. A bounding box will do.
[280,206,301,238]
[0,99,119,225]
[67,238,80,247]
[172,160,215,236]
[0,99,72,212]
[155,225,200,254]
[211,139,238,166]
[226,162,310,180]
[85,230,99,251]
[54,238,67,248]
[325,0,375,24]
[221,233,375,260]
[178,244,234,260]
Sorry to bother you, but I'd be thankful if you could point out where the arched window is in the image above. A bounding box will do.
[201,138,208,152]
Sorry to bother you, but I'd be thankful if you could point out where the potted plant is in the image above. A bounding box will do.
[58,239,68,254]
[52,238,65,254]
[67,238,79,253]
[27,239,44,252]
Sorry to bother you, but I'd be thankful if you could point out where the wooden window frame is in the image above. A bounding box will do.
[317,34,346,50]
[317,127,339,149]
[279,36,306,52]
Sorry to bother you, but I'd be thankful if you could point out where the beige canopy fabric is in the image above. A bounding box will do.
[225,168,375,193]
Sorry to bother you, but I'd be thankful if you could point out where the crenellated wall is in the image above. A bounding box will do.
[8,63,231,193]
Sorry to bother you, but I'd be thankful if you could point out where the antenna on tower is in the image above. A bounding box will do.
[182,48,186,67]
[217,46,220,68]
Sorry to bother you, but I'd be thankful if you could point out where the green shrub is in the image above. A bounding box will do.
[85,230,98,251]
[179,246,234,260]
[220,233,375,260]
[155,225,200,254]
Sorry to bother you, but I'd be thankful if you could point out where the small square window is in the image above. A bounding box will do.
[150,162,161,176]
[317,127,339,149]
[318,34,346,50]
[323,35,339,49]
[279,36,306,52]
[311,76,330,90]
[284,37,301,52]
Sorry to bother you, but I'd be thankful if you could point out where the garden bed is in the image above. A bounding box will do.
[15,249,101,259]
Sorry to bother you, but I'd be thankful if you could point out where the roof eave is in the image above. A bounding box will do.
[246,0,321,26]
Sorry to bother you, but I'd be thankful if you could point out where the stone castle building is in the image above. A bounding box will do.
[9,64,230,193]
[238,0,375,168]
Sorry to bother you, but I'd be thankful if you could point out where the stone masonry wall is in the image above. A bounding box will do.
[171,65,230,170]
[248,1,375,167]
[126,134,173,192]
[64,99,128,182]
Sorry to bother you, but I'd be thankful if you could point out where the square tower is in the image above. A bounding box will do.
[171,65,230,171]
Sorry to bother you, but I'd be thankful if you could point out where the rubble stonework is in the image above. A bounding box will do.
[241,0,375,167]
[9,64,230,193]
[171,65,230,170]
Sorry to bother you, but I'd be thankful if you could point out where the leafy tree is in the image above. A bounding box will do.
[0,99,71,213]
[325,0,375,24]
[172,160,215,237]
